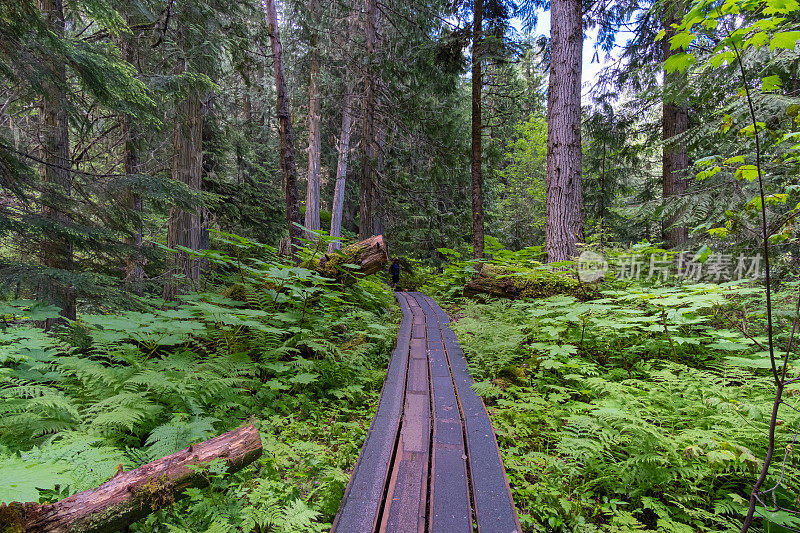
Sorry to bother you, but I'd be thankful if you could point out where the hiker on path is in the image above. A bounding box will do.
[389,258,400,289]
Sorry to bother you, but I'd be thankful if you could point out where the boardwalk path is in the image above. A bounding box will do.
[332,292,520,533]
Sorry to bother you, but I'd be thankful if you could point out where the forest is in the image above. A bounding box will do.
[1,0,800,531]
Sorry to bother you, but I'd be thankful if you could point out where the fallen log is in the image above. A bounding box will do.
[0,424,262,533]
[309,234,389,282]
[463,265,593,300]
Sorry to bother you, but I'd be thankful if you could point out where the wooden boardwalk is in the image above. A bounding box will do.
[331,292,520,533]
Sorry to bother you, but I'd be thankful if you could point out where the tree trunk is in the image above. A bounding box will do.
[163,59,203,301]
[545,0,584,263]
[120,29,144,292]
[662,4,689,248]
[305,0,321,239]
[359,0,379,240]
[0,425,262,533]
[263,0,302,250]
[374,114,385,236]
[471,0,485,259]
[37,0,76,327]
[329,87,355,252]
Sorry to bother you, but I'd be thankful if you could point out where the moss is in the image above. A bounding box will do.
[466,264,592,300]
[0,503,25,533]
[340,334,368,352]
[221,283,249,302]
[306,241,371,281]
[135,475,176,511]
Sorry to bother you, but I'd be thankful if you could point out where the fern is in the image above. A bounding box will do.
[145,415,218,460]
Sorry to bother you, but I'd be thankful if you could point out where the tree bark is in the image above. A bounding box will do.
[471,0,485,259]
[305,0,321,239]
[37,0,76,327]
[263,0,302,250]
[359,0,379,240]
[545,0,584,262]
[329,54,356,253]
[662,3,689,248]
[0,425,262,533]
[163,59,203,301]
[120,29,144,292]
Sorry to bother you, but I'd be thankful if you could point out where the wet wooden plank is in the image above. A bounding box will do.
[414,292,472,533]
[335,292,519,533]
[430,447,471,533]
[383,294,430,533]
[331,293,413,533]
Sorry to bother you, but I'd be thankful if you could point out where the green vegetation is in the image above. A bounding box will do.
[0,236,397,532]
[427,249,800,532]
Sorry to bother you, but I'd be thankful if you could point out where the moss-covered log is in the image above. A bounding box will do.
[463,265,592,300]
[309,234,389,282]
[0,425,262,533]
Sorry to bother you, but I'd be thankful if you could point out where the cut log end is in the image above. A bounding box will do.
[1,424,262,533]
[311,234,389,282]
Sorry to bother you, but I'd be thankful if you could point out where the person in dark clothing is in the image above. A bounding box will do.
[390,258,400,288]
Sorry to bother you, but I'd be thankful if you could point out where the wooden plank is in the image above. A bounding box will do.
[335,292,519,533]
[331,293,413,533]
[422,294,520,533]
[382,295,430,533]
[416,292,472,533]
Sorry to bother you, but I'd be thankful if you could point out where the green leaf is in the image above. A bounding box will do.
[764,0,800,15]
[735,164,759,181]
[708,50,736,67]
[762,75,783,92]
[0,455,70,504]
[669,32,696,50]
[289,373,319,385]
[744,32,769,49]
[770,31,800,51]
[695,245,712,263]
[664,52,696,73]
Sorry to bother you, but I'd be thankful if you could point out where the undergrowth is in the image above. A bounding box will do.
[435,250,800,532]
[0,232,398,532]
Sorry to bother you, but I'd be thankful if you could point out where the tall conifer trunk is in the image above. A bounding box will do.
[120,29,144,291]
[359,0,379,240]
[305,0,321,238]
[38,0,76,326]
[264,0,302,250]
[164,58,203,300]
[329,12,360,252]
[545,0,584,262]
[471,0,484,259]
[662,3,689,247]
[329,92,354,252]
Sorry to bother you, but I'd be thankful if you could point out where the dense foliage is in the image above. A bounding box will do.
[426,250,800,531]
[3,0,800,529]
[0,237,397,532]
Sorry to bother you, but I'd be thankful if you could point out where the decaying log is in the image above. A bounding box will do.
[0,424,262,533]
[463,265,592,300]
[311,234,389,281]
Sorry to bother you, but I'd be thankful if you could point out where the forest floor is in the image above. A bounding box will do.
[2,241,799,533]
[435,272,800,532]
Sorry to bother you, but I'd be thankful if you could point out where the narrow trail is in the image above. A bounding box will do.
[332,292,520,533]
